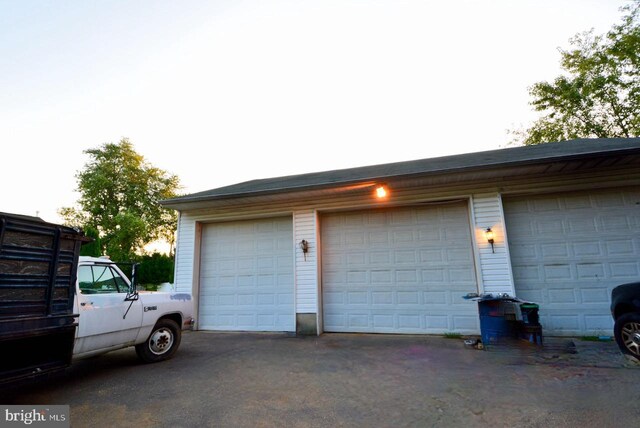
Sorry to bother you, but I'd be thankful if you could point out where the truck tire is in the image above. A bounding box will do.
[135,319,181,363]
[613,312,640,359]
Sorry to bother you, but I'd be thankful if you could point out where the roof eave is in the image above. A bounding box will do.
[161,139,640,209]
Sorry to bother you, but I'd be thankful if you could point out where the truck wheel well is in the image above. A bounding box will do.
[158,313,182,328]
[614,304,639,320]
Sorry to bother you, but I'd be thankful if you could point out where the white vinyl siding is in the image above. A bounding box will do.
[504,188,640,336]
[294,210,318,313]
[471,193,515,295]
[321,202,479,334]
[174,212,196,294]
[198,217,295,332]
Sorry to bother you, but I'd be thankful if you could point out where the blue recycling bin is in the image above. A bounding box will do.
[477,297,520,345]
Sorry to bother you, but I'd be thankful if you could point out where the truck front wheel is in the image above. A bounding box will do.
[135,319,181,363]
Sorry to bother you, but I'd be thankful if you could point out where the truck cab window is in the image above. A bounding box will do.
[78,265,125,294]
[91,266,119,293]
[77,266,95,294]
[112,269,130,293]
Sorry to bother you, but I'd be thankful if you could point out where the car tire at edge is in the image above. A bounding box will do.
[613,312,640,359]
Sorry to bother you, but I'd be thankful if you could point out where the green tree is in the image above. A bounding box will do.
[60,138,180,261]
[80,226,102,257]
[511,1,640,145]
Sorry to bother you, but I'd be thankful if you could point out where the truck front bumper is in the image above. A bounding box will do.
[183,317,196,330]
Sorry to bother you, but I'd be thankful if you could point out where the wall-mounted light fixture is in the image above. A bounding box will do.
[375,185,388,199]
[299,239,309,261]
[485,227,495,253]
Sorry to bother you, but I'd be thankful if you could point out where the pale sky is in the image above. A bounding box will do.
[0,0,631,223]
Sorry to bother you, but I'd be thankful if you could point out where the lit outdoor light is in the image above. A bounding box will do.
[376,185,388,199]
[485,227,495,253]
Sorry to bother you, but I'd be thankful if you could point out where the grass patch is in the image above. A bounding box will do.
[443,332,462,339]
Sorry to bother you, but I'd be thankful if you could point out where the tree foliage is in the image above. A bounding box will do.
[79,226,102,257]
[512,1,640,145]
[60,138,180,261]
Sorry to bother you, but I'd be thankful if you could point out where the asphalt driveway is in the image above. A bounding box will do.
[2,332,639,427]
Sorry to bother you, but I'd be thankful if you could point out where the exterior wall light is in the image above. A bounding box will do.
[299,239,309,261]
[375,185,388,199]
[485,227,495,253]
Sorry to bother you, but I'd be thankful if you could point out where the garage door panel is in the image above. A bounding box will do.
[322,203,479,334]
[370,270,392,284]
[395,270,418,283]
[449,268,476,283]
[199,217,294,332]
[394,250,416,264]
[505,188,640,336]
[517,290,543,302]
[392,230,414,243]
[540,243,570,258]
[606,240,635,255]
[547,289,577,303]
[424,291,447,304]
[576,262,605,278]
[584,315,612,330]
[447,247,473,261]
[546,315,580,332]
[581,288,608,303]
[452,315,479,330]
[573,242,600,256]
[418,228,440,241]
[420,249,444,263]
[421,269,445,283]
[371,251,392,263]
[610,262,639,278]
[345,231,365,245]
[543,264,572,281]
[278,255,293,269]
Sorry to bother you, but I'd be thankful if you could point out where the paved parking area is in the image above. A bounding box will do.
[2,332,639,427]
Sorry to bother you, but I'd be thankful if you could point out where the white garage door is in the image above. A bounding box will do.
[199,217,295,332]
[504,188,640,336]
[321,202,479,334]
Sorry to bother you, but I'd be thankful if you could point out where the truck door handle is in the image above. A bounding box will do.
[81,301,93,306]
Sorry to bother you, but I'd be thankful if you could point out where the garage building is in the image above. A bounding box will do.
[163,138,640,336]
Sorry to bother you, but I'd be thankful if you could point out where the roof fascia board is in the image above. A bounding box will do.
[162,140,640,207]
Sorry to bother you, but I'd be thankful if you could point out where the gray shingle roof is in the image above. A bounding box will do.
[163,138,640,205]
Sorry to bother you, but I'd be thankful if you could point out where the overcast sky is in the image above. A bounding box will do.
[0,0,630,223]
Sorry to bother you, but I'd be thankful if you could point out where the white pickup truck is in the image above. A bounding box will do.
[73,256,194,363]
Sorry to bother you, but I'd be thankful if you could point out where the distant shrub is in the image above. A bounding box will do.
[135,252,174,286]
